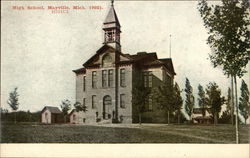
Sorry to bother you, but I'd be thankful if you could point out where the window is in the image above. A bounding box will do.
[120,69,126,87]
[92,71,97,88]
[105,30,116,43]
[83,76,86,91]
[102,70,107,87]
[148,72,153,87]
[120,94,125,108]
[102,54,112,67]
[92,95,97,109]
[108,69,113,87]
[148,96,153,111]
[143,72,148,87]
[166,75,172,86]
[143,71,152,87]
[83,98,86,107]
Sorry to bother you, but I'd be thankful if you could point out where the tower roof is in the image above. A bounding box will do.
[103,3,120,29]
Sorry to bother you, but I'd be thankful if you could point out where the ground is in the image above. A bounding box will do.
[1,123,249,143]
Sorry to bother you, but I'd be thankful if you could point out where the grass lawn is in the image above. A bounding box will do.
[1,123,249,143]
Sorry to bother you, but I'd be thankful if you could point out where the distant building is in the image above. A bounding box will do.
[192,108,213,124]
[72,2,176,124]
[41,106,63,124]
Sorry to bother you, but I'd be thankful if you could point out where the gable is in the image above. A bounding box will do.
[83,45,115,67]
[41,108,50,115]
[41,106,62,114]
[83,44,132,68]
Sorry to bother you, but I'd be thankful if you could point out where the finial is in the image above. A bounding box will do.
[111,0,114,6]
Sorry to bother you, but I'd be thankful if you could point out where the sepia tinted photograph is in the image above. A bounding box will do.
[1,0,249,146]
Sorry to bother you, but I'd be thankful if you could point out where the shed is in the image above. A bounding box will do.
[41,106,63,124]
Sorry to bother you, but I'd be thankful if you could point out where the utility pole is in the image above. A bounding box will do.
[169,34,172,58]
[234,76,239,144]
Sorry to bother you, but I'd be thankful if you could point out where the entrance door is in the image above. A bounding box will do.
[103,95,111,119]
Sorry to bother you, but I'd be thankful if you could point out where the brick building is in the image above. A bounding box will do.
[72,2,176,124]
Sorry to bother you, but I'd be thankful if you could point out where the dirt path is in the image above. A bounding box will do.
[140,126,232,143]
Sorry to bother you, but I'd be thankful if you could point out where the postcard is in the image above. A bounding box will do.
[1,0,249,157]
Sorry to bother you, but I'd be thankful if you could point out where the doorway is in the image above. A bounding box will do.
[103,95,111,119]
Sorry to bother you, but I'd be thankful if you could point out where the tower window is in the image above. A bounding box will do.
[92,71,97,88]
[105,30,116,43]
[120,68,126,87]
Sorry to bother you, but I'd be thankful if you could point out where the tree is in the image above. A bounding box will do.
[205,82,225,124]
[173,83,183,124]
[154,81,177,124]
[198,0,250,143]
[219,110,231,124]
[0,107,8,114]
[60,99,71,123]
[239,80,250,124]
[7,87,19,124]
[74,101,87,112]
[184,78,195,122]
[198,84,206,117]
[132,73,151,124]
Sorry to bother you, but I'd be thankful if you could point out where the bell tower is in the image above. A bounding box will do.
[103,0,121,51]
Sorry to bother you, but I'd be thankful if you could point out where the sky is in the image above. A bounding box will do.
[1,1,249,113]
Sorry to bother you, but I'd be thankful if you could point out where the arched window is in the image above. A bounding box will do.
[103,95,112,119]
[102,54,112,67]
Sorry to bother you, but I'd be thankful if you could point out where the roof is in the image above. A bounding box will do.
[193,108,211,114]
[42,106,62,114]
[129,52,157,62]
[159,58,176,75]
[128,53,176,75]
[72,67,86,74]
[73,44,176,76]
[103,4,120,29]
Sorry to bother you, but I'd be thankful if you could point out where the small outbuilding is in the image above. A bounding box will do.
[41,106,63,124]
[192,108,213,124]
[69,109,90,124]
[69,109,77,124]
